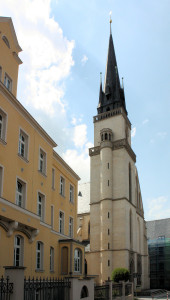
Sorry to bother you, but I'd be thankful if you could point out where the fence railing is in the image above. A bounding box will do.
[0,276,13,300]
[112,283,122,298]
[94,284,109,300]
[24,277,71,300]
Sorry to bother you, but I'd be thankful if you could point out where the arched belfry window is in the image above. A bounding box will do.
[105,133,108,140]
[129,163,132,202]
[106,107,110,111]
[2,36,10,48]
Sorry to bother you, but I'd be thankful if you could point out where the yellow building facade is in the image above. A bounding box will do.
[0,17,84,279]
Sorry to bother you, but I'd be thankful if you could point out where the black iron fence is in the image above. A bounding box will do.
[94,284,109,300]
[0,276,13,300]
[112,283,122,298]
[24,277,71,300]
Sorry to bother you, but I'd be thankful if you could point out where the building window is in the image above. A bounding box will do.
[18,129,28,160]
[108,163,109,169]
[108,243,110,249]
[51,205,54,229]
[108,229,110,235]
[59,211,64,234]
[39,148,46,175]
[69,184,74,203]
[108,260,110,266]
[108,180,109,186]
[0,166,3,197]
[52,168,55,189]
[2,36,10,48]
[16,179,26,208]
[37,193,45,221]
[50,247,54,272]
[69,217,73,238]
[130,211,133,248]
[36,241,43,270]
[108,212,110,218]
[0,66,2,81]
[0,108,7,142]
[14,235,23,266]
[60,176,65,196]
[74,248,82,273]
[4,73,12,92]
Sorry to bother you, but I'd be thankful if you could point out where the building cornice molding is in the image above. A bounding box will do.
[0,82,57,148]
[89,138,136,162]
[53,150,80,181]
[0,17,22,52]
[93,107,131,128]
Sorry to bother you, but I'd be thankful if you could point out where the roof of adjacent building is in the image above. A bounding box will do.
[146,218,170,240]
[78,182,90,214]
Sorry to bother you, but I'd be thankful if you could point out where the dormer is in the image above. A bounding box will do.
[0,17,22,97]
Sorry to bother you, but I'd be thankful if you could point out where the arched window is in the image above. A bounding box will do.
[138,218,141,252]
[129,163,132,202]
[129,258,135,282]
[88,221,90,239]
[2,36,10,48]
[14,235,24,266]
[106,107,110,111]
[61,246,68,274]
[81,285,89,298]
[105,133,108,140]
[74,248,82,273]
[129,211,133,249]
[101,134,103,141]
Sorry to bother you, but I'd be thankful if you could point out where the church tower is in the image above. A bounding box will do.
[87,20,149,289]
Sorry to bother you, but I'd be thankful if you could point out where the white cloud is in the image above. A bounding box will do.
[73,124,87,148]
[81,55,88,66]
[131,127,136,138]
[142,119,149,125]
[63,148,90,182]
[146,196,170,220]
[2,0,75,116]
[71,117,77,126]
[157,132,167,139]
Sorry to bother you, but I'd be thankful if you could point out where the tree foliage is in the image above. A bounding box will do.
[111,268,130,282]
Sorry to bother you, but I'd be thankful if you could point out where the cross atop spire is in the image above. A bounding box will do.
[97,20,127,115]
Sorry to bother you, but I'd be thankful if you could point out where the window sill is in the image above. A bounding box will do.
[50,270,55,273]
[52,187,55,191]
[59,193,65,198]
[69,200,74,205]
[0,137,7,145]
[18,153,29,163]
[38,170,47,177]
[35,269,44,273]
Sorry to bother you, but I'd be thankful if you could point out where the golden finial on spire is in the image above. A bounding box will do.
[109,11,112,34]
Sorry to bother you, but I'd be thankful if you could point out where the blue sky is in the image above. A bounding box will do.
[1,0,170,221]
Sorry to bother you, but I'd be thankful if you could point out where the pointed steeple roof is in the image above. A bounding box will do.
[97,23,127,115]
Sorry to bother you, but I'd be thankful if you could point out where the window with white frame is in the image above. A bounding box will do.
[50,247,54,272]
[69,184,74,203]
[4,73,12,92]
[0,166,3,197]
[14,235,24,266]
[59,211,64,234]
[37,192,45,221]
[36,241,44,270]
[0,108,7,142]
[16,179,26,208]
[39,148,46,175]
[60,176,65,196]
[74,248,82,273]
[51,205,54,229]
[69,217,73,238]
[18,129,28,159]
[52,168,55,189]
[0,67,2,81]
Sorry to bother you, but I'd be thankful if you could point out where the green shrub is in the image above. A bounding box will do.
[111,268,130,282]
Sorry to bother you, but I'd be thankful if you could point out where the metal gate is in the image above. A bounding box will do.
[24,277,70,300]
[0,276,13,300]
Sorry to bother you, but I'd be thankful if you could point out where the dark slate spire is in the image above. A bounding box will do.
[97,23,127,115]
[98,72,103,109]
